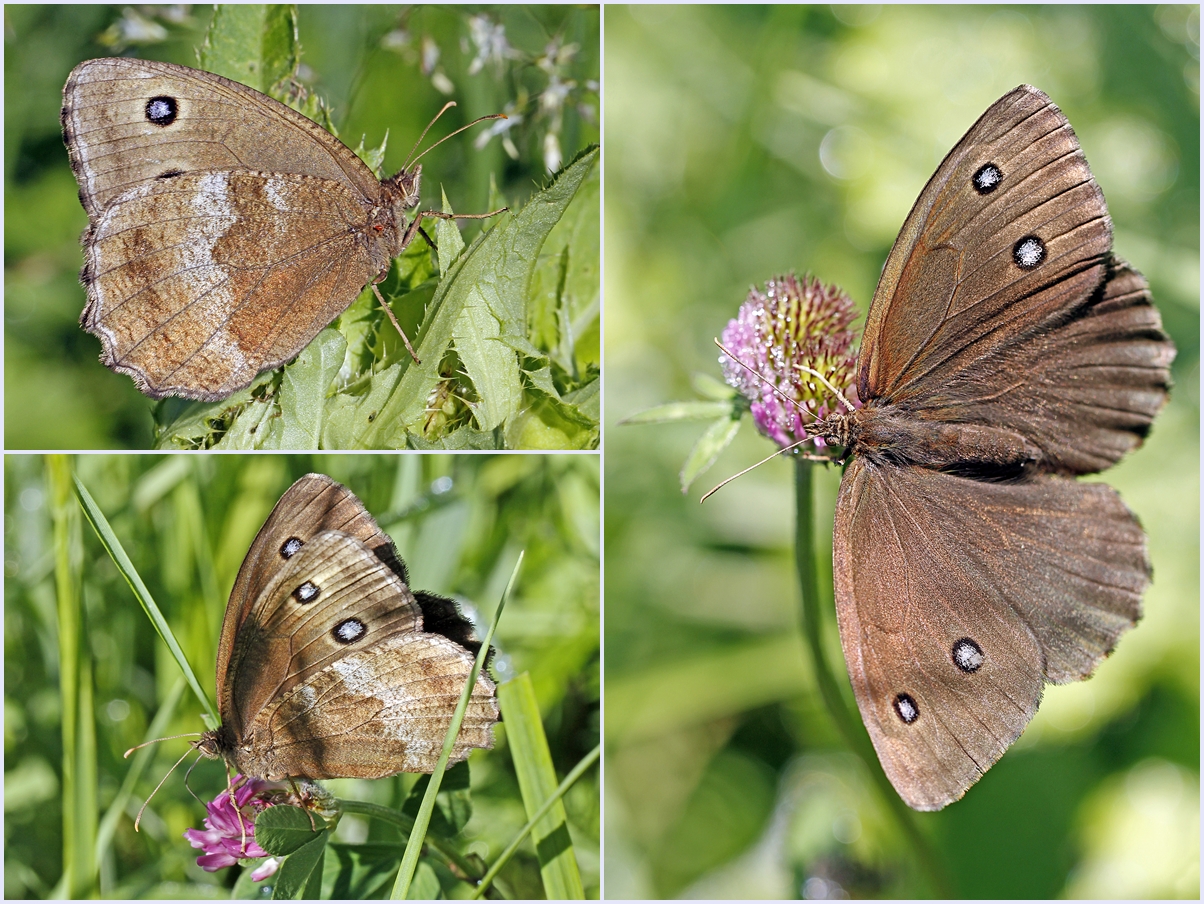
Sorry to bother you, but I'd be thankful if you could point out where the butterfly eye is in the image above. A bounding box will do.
[145,95,178,127]
[332,618,366,644]
[280,537,303,559]
[893,693,920,724]
[972,163,1002,194]
[952,638,984,673]
[292,581,320,603]
[1013,235,1046,269]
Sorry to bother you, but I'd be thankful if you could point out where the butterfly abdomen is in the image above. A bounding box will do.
[850,406,1039,473]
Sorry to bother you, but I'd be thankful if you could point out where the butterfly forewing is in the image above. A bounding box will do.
[858,86,1112,406]
[834,459,1149,809]
[224,531,425,739]
[62,58,380,215]
[217,474,404,729]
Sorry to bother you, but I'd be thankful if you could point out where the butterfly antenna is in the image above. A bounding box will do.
[700,436,829,503]
[124,732,202,757]
[403,102,508,171]
[715,338,843,425]
[131,745,198,832]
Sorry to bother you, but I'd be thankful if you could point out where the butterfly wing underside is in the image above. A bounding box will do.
[225,531,496,780]
[833,458,1149,810]
[217,474,400,728]
[62,58,393,399]
[62,58,380,215]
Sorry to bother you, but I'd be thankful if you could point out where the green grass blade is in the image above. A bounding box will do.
[49,456,97,897]
[392,551,522,899]
[73,474,216,722]
[473,743,600,899]
[498,673,584,898]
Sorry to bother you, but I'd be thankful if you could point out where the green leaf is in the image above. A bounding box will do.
[404,763,473,837]
[435,188,467,272]
[406,861,442,900]
[498,673,584,899]
[324,843,404,900]
[267,327,347,448]
[256,805,326,857]
[355,147,601,448]
[620,399,737,425]
[680,414,744,492]
[200,4,298,92]
[271,831,329,900]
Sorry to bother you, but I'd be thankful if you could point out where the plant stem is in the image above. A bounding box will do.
[793,457,950,897]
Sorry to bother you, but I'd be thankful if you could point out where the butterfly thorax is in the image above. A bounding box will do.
[830,404,1041,473]
[380,166,423,248]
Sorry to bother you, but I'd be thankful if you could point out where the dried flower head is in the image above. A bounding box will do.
[720,274,859,450]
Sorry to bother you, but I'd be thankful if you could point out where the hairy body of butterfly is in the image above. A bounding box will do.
[810,86,1174,811]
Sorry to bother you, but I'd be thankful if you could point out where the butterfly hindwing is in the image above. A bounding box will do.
[834,457,1148,809]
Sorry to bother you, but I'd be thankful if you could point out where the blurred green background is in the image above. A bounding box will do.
[605,5,1198,899]
[4,454,599,897]
[4,4,599,449]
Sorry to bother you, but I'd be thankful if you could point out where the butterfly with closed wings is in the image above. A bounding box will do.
[62,58,500,401]
[196,473,497,786]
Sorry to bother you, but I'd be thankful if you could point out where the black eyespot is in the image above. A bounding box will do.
[1013,235,1046,270]
[280,537,303,559]
[333,618,366,644]
[145,95,178,126]
[972,163,1002,194]
[893,693,919,725]
[952,638,984,673]
[156,169,184,180]
[292,581,320,603]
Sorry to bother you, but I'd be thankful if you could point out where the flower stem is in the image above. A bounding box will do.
[793,457,950,896]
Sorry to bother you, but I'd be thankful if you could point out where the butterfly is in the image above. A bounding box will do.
[195,473,497,783]
[808,86,1175,810]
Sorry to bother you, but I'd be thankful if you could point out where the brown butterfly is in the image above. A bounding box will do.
[61,58,498,401]
[810,86,1174,810]
[195,473,497,782]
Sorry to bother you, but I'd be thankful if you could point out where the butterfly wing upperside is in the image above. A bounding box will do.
[833,459,1148,810]
[832,86,1172,810]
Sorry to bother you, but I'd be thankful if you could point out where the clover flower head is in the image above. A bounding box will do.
[183,775,282,880]
[720,274,859,450]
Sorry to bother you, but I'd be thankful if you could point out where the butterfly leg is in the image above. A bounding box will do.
[370,283,421,364]
[287,776,319,832]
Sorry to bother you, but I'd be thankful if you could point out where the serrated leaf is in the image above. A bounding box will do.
[681,415,743,492]
[349,147,599,447]
[435,188,466,272]
[201,5,297,92]
[269,327,346,448]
